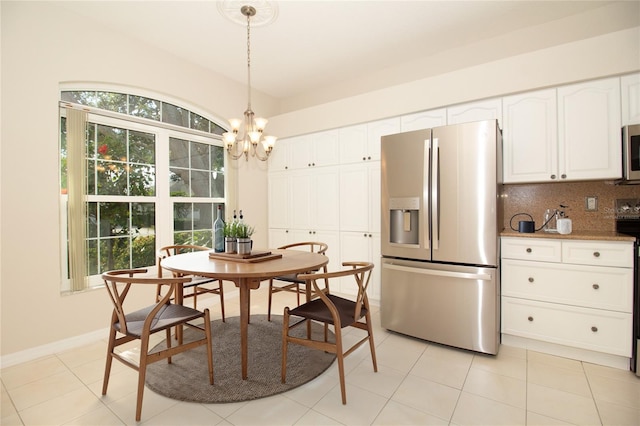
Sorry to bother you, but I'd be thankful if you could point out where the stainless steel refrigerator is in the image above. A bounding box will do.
[380,119,502,355]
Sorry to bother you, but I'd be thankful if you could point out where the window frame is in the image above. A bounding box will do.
[59,88,228,293]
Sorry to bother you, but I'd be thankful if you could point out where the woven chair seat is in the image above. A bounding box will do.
[289,294,367,328]
[273,273,300,283]
[115,303,206,337]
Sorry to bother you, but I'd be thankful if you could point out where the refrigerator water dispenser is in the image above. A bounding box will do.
[389,197,420,245]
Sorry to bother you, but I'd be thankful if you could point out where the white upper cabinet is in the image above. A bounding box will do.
[268,138,292,172]
[503,89,558,183]
[557,77,622,181]
[447,98,502,125]
[289,130,340,169]
[366,118,400,162]
[621,73,640,125]
[503,77,624,183]
[311,129,341,167]
[339,118,400,164]
[400,108,447,131]
[339,124,367,164]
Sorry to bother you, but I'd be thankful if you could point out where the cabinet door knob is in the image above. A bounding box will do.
[561,174,567,179]
[592,284,600,290]
[528,277,534,283]
[550,174,556,179]
[593,251,600,258]
[362,156,366,161]
[367,156,371,160]
[526,248,532,253]
[285,166,288,170]
[528,316,534,322]
[591,326,598,332]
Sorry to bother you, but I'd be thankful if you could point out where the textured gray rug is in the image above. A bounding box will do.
[145,315,336,403]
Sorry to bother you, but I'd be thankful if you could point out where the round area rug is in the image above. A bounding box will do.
[145,315,336,403]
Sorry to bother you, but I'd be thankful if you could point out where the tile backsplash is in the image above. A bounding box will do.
[502,181,639,232]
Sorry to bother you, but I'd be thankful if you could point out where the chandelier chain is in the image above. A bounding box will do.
[246,10,252,111]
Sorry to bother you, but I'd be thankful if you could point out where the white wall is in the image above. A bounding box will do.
[0,2,277,361]
[1,0,638,364]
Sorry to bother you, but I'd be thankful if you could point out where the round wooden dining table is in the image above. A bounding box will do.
[160,248,329,380]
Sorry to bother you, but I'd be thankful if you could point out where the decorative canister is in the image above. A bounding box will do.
[237,237,252,255]
[225,237,237,254]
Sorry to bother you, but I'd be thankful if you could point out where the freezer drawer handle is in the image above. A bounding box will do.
[382,263,491,281]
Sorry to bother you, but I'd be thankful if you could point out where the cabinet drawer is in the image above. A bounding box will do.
[501,237,561,262]
[562,240,634,268]
[502,259,633,312]
[502,297,632,357]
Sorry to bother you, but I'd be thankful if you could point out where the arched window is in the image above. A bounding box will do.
[59,87,228,292]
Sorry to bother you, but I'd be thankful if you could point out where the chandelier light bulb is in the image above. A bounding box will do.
[263,135,277,151]
[249,131,262,143]
[229,119,242,132]
[254,117,268,131]
[223,132,236,146]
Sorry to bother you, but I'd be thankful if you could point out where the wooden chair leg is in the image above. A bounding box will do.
[334,329,347,405]
[267,280,274,321]
[101,328,117,396]
[218,280,226,322]
[281,308,290,383]
[203,308,214,384]
[165,328,173,364]
[193,286,198,309]
[365,313,378,372]
[136,337,150,422]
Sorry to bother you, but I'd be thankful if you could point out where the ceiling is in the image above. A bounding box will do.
[57,1,637,110]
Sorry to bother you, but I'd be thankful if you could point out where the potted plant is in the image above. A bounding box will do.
[236,223,254,255]
[224,221,238,253]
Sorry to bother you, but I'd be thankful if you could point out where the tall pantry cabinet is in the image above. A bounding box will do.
[337,119,399,298]
[267,131,341,259]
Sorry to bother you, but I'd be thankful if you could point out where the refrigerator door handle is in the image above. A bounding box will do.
[425,139,431,249]
[383,263,492,281]
[431,137,439,250]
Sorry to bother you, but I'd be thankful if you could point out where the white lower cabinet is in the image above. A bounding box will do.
[339,231,380,300]
[502,297,632,357]
[501,237,634,362]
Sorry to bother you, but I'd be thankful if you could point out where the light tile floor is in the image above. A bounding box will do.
[2,284,639,425]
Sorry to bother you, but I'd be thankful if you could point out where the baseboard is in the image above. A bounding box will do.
[0,328,108,369]
[502,334,632,371]
[1,287,241,369]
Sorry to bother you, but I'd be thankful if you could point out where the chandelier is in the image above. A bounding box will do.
[223,5,276,162]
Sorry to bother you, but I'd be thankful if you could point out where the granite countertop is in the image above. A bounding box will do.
[500,229,636,242]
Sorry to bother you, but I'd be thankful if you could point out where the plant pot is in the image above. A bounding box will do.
[236,237,252,255]
[225,237,237,254]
